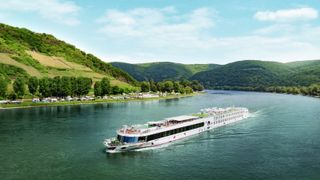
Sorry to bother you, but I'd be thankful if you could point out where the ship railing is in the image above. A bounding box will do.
[105,137,124,146]
[118,128,142,134]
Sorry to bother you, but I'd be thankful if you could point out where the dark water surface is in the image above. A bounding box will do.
[1,91,320,180]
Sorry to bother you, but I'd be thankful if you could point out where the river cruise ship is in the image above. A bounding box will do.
[104,107,249,153]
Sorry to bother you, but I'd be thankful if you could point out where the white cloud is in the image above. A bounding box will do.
[254,7,318,22]
[96,7,320,64]
[254,24,296,35]
[0,0,81,26]
[97,7,215,38]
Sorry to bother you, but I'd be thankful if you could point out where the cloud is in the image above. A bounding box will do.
[96,7,320,64]
[254,7,318,22]
[97,7,218,62]
[0,0,81,26]
[254,24,296,35]
[97,7,215,38]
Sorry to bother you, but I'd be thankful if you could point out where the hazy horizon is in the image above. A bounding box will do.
[111,58,320,65]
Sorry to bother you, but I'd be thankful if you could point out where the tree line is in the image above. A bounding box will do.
[212,84,320,97]
[0,76,94,100]
[93,77,134,97]
[0,76,204,100]
[264,85,320,96]
[0,76,134,100]
[139,79,204,94]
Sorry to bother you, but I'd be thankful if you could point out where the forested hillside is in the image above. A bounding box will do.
[111,62,219,81]
[190,60,320,88]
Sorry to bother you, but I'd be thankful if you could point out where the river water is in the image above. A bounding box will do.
[1,90,320,180]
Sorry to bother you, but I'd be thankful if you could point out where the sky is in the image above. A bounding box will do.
[0,0,320,64]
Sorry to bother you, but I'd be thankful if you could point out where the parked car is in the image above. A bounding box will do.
[0,100,10,104]
[32,98,40,103]
[11,100,22,104]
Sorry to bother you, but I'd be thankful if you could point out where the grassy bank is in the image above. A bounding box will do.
[0,93,202,110]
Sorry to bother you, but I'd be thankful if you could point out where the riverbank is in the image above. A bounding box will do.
[208,87,320,99]
[0,93,202,110]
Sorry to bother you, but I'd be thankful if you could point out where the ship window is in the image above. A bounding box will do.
[146,122,205,142]
[122,136,138,143]
[170,130,174,135]
[160,132,165,138]
[117,135,122,141]
[138,136,146,141]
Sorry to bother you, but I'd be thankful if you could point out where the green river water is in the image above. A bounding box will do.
[1,90,320,180]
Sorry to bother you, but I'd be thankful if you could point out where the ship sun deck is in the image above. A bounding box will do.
[117,107,248,136]
[118,115,199,135]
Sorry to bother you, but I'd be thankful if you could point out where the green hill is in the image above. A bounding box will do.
[190,60,320,88]
[111,62,220,81]
[286,60,320,86]
[0,23,137,88]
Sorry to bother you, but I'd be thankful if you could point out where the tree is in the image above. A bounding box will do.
[309,84,320,96]
[173,81,182,93]
[51,76,62,97]
[184,86,193,94]
[70,77,78,97]
[112,86,123,94]
[94,81,102,97]
[123,87,134,94]
[300,87,308,95]
[163,81,174,92]
[60,76,72,97]
[13,77,25,98]
[140,81,150,92]
[179,87,186,94]
[101,77,112,96]
[180,79,191,87]
[0,76,8,98]
[39,77,52,97]
[156,82,165,92]
[76,77,92,96]
[191,80,204,91]
[149,79,157,92]
[28,76,38,95]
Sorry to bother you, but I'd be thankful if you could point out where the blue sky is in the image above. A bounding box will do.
[0,0,320,64]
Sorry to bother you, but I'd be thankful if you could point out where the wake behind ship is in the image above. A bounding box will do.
[104,107,249,153]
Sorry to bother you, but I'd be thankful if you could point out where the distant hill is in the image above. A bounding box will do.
[110,62,220,81]
[190,60,320,88]
[112,60,320,88]
[0,23,137,88]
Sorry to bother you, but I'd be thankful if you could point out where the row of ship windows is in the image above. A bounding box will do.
[213,116,241,124]
[214,115,241,120]
[144,122,205,142]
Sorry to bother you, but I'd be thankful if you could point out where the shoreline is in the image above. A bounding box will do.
[207,89,320,99]
[0,93,202,110]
